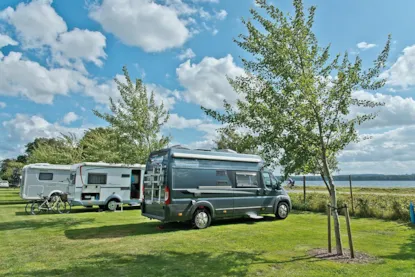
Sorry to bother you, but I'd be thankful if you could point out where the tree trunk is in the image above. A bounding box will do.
[322,157,344,255]
[329,178,343,255]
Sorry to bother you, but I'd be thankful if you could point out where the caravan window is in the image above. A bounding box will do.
[88,173,107,184]
[39,173,53,180]
[236,172,258,188]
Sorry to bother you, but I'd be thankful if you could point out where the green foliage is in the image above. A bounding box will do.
[25,138,64,156]
[94,66,170,164]
[79,127,131,163]
[214,126,258,154]
[0,159,24,182]
[203,0,391,181]
[290,192,413,221]
[27,133,83,164]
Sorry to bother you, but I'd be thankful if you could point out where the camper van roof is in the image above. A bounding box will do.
[71,162,145,169]
[23,164,71,170]
[166,148,263,163]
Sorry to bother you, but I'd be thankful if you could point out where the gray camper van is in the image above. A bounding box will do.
[141,147,291,229]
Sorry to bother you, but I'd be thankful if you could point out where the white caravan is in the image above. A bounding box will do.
[68,162,145,211]
[20,163,71,200]
[0,180,9,188]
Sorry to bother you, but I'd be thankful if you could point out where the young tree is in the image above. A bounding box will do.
[203,0,390,255]
[94,66,170,164]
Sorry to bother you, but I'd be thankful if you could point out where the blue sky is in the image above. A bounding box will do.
[1,0,415,174]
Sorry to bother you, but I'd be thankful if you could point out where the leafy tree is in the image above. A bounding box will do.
[94,66,170,164]
[27,134,83,164]
[203,0,390,255]
[0,159,24,182]
[25,138,64,156]
[79,127,127,163]
[16,155,27,164]
[215,126,258,154]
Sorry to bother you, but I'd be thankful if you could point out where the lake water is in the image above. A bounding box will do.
[296,180,415,188]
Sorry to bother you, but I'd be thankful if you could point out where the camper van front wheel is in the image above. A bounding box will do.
[106,199,119,211]
[275,202,289,220]
[192,208,211,229]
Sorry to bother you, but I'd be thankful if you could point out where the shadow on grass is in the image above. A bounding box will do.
[23,250,317,277]
[0,218,94,231]
[14,206,140,216]
[382,223,415,261]
[65,216,281,240]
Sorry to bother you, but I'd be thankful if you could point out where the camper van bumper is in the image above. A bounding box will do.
[142,203,195,222]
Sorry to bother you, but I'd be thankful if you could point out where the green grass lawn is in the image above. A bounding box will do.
[0,188,24,205]
[0,203,414,277]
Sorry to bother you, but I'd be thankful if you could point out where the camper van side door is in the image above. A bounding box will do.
[233,171,264,215]
[262,172,276,211]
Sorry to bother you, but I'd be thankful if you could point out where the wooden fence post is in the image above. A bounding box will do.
[349,175,354,214]
[344,204,355,258]
[303,176,306,206]
[327,204,331,253]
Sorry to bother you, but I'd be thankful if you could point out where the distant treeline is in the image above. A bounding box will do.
[283,174,415,181]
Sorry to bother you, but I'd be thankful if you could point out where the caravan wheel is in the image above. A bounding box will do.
[106,199,119,211]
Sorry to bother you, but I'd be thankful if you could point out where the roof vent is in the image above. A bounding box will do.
[194,148,212,152]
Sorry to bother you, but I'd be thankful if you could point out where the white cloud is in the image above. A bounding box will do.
[352,90,415,129]
[192,0,219,3]
[166,0,197,15]
[356,41,376,50]
[0,0,67,48]
[82,77,179,110]
[215,9,227,20]
[2,114,86,144]
[382,44,415,88]
[89,0,190,52]
[62,112,79,125]
[166,113,203,129]
[0,34,18,48]
[53,28,107,67]
[0,0,107,70]
[199,8,211,19]
[198,8,226,20]
[176,54,245,109]
[177,48,196,60]
[339,125,415,173]
[0,51,86,104]
[165,113,222,149]
[0,102,6,108]
[146,83,180,110]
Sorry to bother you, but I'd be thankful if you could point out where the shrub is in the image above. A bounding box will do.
[290,192,413,221]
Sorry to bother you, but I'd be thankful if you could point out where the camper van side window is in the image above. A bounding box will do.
[87,173,107,185]
[236,172,258,188]
[39,173,53,181]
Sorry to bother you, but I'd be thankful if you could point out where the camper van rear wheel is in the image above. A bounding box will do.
[192,208,211,229]
[275,202,289,220]
[106,199,119,211]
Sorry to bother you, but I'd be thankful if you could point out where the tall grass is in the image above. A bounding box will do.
[290,192,414,221]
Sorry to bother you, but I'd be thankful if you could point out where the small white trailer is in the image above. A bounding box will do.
[68,162,145,211]
[0,180,9,188]
[20,163,71,200]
